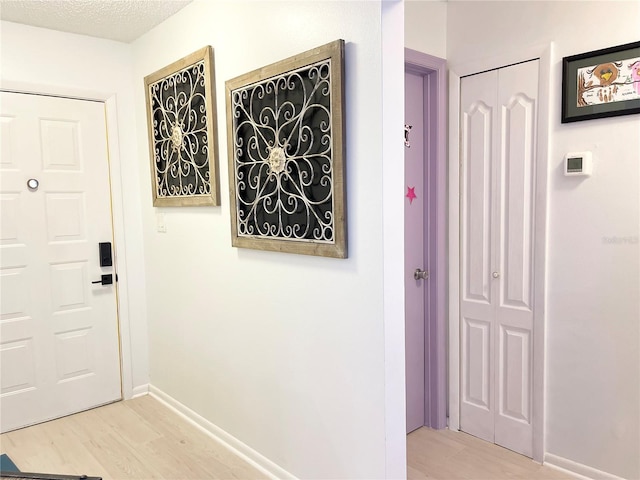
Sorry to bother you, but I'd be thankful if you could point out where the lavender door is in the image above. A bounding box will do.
[405,71,428,433]
[405,49,448,432]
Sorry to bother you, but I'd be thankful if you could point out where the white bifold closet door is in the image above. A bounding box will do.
[459,60,538,458]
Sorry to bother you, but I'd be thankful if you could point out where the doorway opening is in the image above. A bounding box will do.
[404,49,447,433]
[0,78,142,401]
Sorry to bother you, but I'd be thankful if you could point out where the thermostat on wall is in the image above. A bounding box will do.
[564,152,592,176]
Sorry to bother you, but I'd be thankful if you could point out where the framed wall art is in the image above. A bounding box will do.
[225,40,347,258]
[144,46,220,206]
[562,41,640,123]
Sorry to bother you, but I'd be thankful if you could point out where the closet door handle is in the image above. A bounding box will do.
[492,272,500,279]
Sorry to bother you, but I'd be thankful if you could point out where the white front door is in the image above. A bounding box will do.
[0,91,122,432]
[459,60,538,457]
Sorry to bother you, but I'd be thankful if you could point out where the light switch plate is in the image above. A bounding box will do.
[156,212,167,233]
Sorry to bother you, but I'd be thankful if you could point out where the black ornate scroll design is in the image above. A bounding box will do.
[149,61,210,198]
[231,59,334,242]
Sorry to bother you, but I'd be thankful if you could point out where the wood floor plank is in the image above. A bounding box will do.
[93,400,163,446]
[126,397,265,478]
[408,427,577,480]
[3,400,579,480]
[1,414,109,477]
[81,432,165,480]
[0,395,266,480]
[407,427,466,464]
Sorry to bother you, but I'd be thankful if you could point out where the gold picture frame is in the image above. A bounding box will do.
[225,40,347,258]
[144,46,220,206]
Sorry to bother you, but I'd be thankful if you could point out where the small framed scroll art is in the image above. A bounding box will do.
[144,46,220,206]
[226,40,347,258]
[562,41,640,123]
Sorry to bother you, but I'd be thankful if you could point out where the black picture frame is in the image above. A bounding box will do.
[561,41,640,123]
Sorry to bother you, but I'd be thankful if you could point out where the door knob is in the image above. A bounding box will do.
[92,274,113,285]
[492,272,500,278]
[414,268,429,280]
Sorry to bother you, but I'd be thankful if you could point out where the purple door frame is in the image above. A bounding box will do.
[405,48,447,430]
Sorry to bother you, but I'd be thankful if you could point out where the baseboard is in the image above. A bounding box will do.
[149,385,295,480]
[544,453,625,480]
[131,384,149,399]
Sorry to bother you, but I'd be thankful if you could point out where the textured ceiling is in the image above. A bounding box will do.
[0,0,193,43]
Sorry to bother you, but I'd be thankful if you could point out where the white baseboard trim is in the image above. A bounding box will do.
[149,385,296,480]
[544,453,625,480]
[131,384,150,399]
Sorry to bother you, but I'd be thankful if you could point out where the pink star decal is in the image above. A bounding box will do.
[406,186,417,204]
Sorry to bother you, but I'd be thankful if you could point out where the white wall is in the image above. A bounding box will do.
[382,1,407,477]
[446,2,639,478]
[132,1,404,478]
[0,21,150,398]
[405,0,447,58]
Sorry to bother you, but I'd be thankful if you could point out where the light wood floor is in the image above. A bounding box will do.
[0,395,266,479]
[2,397,575,480]
[408,427,574,480]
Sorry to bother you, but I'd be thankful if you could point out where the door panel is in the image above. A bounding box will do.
[460,69,498,443]
[0,92,121,432]
[405,71,426,433]
[460,60,538,457]
[499,326,531,422]
[462,101,493,304]
[40,119,82,171]
[501,93,535,310]
[463,318,491,408]
[494,60,537,457]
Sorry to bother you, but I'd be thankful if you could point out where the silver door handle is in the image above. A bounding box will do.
[414,269,429,280]
[492,272,500,278]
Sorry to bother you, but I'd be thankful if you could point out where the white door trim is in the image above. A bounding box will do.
[447,43,553,463]
[1,80,137,401]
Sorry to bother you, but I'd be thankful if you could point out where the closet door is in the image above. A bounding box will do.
[459,60,538,457]
[460,69,499,445]
[494,60,537,457]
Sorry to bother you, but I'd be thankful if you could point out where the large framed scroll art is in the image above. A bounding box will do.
[226,40,347,258]
[144,46,220,206]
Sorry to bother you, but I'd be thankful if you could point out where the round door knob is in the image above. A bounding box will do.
[414,268,429,280]
[27,178,39,190]
[492,272,500,278]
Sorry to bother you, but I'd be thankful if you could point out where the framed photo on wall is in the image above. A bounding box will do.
[562,41,640,123]
[144,46,220,206]
[225,40,347,258]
